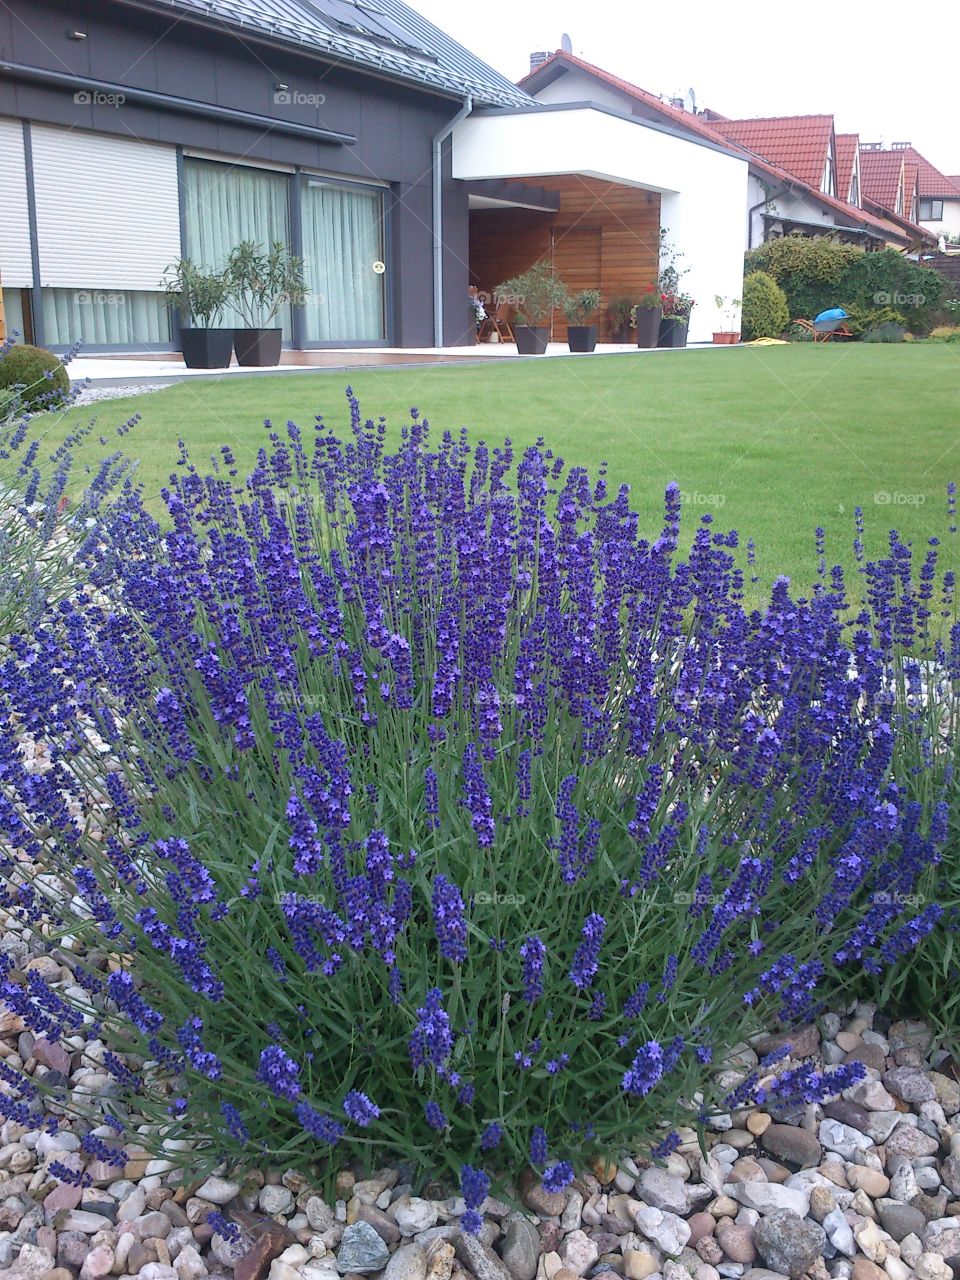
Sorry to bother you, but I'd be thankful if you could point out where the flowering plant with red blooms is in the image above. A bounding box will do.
[660,291,695,322]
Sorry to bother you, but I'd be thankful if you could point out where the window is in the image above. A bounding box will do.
[849,171,859,206]
[1,289,27,343]
[183,158,292,331]
[920,199,945,221]
[42,289,171,346]
[300,178,386,343]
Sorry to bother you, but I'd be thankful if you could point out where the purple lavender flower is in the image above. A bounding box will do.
[257,1045,302,1101]
[424,1101,447,1130]
[529,1125,548,1166]
[622,1041,664,1097]
[432,874,468,963]
[343,1091,380,1127]
[480,1122,503,1150]
[569,913,605,990]
[296,1102,344,1145]
[542,1161,574,1193]
[459,1163,490,1236]
[409,988,453,1070]
[520,935,546,1003]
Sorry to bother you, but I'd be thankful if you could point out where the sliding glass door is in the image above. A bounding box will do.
[300,179,386,344]
[183,158,292,332]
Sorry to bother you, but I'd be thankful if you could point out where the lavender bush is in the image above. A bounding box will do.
[0,334,138,635]
[0,394,952,1194]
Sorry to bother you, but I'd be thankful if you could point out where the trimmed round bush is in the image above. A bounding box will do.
[0,343,69,411]
[0,402,948,1190]
[741,271,790,340]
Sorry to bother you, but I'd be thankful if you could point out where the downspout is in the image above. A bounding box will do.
[748,182,790,249]
[432,96,473,348]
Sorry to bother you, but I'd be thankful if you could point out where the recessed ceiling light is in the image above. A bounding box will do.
[67,29,87,39]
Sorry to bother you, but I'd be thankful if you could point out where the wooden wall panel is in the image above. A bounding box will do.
[469,176,661,341]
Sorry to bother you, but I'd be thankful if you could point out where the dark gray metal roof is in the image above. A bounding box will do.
[132,0,534,107]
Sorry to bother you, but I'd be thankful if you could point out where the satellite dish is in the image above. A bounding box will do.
[561,32,573,53]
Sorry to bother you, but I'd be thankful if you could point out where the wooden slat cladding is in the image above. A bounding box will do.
[469,175,660,341]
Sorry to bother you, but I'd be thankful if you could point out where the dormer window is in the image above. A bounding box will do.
[822,137,836,195]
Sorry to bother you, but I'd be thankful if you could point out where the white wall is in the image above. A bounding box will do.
[453,107,749,343]
[921,196,960,242]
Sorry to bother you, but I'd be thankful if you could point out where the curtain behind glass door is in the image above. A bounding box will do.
[301,180,386,343]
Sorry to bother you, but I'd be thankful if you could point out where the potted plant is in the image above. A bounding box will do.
[564,288,602,353]
[225,240,308,367]
[608,296,636,343]
[712,294,741,345]
[658,292,695,348]
[161,259,232,369]
[495,262,567,355]
[630,291,663,348]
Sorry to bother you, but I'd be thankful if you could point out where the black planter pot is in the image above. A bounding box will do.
[233,327,283,367]
[658,317,689,348]
[515,324,550,355]
[611,321,632,343]
[567,324,598,353]
[179,327,233,370]
[634,306,663,348]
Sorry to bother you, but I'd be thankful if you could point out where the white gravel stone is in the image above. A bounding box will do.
[195,1177,240,1206]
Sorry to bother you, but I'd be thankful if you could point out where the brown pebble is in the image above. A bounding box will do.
[687,1212,717,1246]
[851,1260,887,1280]
[747,1113,772,1137]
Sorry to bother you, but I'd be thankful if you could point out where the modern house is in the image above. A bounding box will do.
[0,0,534,353]
[0,1,754,353]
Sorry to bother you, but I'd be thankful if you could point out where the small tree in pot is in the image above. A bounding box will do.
[495,262,567,355]
[563,288,602,353]
[630,290,663,348]
[225,240,308,367]
[161,260,232,369]
[713,294,742,344]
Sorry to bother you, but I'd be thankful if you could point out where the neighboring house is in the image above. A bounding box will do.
[861,146,960,243]
[0,0,532,352]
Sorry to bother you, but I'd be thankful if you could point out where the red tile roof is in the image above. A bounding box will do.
[517,52,933,246]
[835,133,859,204]
[859,150,904,211]
[710,115,834,191]
[891,148,960,198]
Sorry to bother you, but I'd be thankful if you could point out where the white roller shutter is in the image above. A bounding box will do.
[31,125,181,290]
[0,117,34,288]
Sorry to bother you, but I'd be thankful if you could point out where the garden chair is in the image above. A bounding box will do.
[478,300,516,344]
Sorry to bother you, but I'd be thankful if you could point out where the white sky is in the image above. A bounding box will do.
[408,0,958,178]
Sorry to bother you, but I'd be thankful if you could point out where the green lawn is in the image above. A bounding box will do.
[63,343,960,603]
